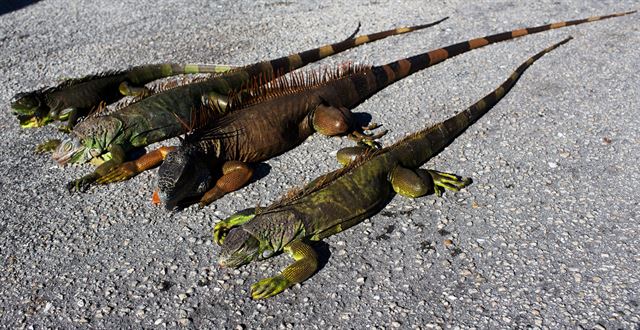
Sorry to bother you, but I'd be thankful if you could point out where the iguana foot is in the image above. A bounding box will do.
[427,170,472,197]
[213,221,232,245]
[57,125,72,134]
[35,139,61,154]
[251,275,291,300]
[348,124,388,149]
[96,162,138,184]
[66,173,99,193]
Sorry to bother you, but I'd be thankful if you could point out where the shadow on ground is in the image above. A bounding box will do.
[0,0,40,16]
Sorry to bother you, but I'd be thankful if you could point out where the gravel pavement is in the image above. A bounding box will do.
[0,0,638,328]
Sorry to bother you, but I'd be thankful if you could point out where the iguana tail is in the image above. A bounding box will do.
[370,10,635,89]
[393,37,572,168]
[126,63,237,84]
[234,17,449,85]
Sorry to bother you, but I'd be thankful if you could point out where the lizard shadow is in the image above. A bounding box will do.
[310,241,332,273]
[0,0,39,16]
[247,162,272,184]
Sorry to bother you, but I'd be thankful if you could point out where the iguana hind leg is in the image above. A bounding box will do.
[251,239,318,300]
[389,166,472,198]
[312,105,387,148]
[96,146,176,184]
[199,161,253,208]
[119,81,152,98]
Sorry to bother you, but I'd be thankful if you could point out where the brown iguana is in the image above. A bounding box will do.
[11,63,237,130]
[49,19,448,192]
[127,10,634,209]
[213,36,572,299]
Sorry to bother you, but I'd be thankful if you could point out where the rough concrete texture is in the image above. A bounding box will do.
[0,0,638,328]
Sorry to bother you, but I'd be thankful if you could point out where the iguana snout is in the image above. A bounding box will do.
[11,92,50,127]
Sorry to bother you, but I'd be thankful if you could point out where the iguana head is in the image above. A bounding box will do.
[156,145,213,210]
[10,92,53,128]
[218,227,261,268]
[52,116,122,165]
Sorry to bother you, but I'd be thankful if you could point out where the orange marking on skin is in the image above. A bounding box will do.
[550,22,567,28]
[354,35,370,44]
[512,29,528,37]
[318,45,334,57]
[396,59,412,77]
[152,190,161,206]
[383,65,395,81]
[468,38,489,49]
[428,48,449,63]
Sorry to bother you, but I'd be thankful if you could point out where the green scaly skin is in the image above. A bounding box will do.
[11,63,237,131]
[149,10,635,209]
[215,37,572,299]
[49,19,449,192]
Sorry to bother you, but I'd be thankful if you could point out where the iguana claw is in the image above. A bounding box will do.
[251,275,291,300]
[348,125,388,149]
[428,170,472,197]
[66,173,99,193]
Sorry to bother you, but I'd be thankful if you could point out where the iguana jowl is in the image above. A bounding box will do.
[214,36,573,299]
[142,10,634,209]
[11,63,237,130]
[50,19,448,191]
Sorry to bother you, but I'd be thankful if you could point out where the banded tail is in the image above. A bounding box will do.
[239,17,449,81]
[128,63,238,84]
[371,10,635,89]
[394,37,573,168]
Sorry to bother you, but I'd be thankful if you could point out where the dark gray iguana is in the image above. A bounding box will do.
[137,11,634,209]
[49,18,449,191]
[213,36,572,299]
[11,63,237,130]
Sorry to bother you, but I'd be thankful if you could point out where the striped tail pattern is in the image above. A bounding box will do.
[370,10,635,91]
[393,37,574,168]
[234,17,449,84]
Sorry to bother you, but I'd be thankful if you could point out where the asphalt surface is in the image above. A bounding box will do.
[0,0,638,328]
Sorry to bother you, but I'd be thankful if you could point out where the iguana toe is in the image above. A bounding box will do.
[66,174,99,193]
[250,275,291,299]
[428,170,472,197]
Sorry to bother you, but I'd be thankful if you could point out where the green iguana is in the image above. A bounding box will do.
[11,63,237,130]
[213,36,572,299]
[128,10,634,209]
[50,18,448,192]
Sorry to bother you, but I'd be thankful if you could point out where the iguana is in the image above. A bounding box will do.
[213,36,572,299]
[133,10,634,209]
[11,63,238,130]
[49,18,448,192]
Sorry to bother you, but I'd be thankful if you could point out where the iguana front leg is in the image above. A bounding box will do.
[389,166,472,198]
[66,144,127,192]
[199,161,254,208]
[213,208,256,245]
[96,146,176,184]
[119,81,152,98]
[251,239,318,300]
